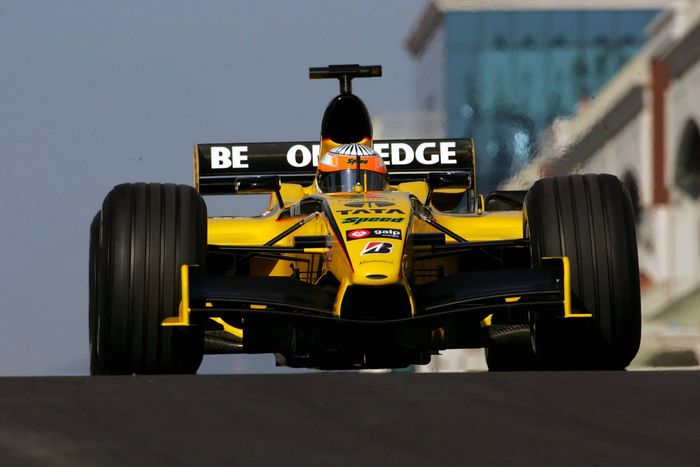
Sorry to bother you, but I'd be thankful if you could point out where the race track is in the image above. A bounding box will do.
[1,371,699,466]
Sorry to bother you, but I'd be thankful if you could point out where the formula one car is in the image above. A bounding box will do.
[89,65,641,374]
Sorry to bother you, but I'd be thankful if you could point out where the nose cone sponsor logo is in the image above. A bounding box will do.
[347,229,371,239]
[338,209,405,216]
[342,217,404,225]
[361,242,394,255]
[346,228,402,241]
[344,201,394,208]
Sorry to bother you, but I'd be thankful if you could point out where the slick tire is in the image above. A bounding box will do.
[485,325,539,371]
[92,183,207,375]
[89,211,101,374]
[525,174,641,370]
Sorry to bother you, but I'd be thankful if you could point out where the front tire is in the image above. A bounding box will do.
[525,174,641,369]
[89,212,101,374]
[91,183,207,375]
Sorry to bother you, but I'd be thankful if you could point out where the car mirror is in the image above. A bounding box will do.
[425,171,471,206]
[235,175,284,207]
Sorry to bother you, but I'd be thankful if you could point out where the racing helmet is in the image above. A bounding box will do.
[316,143,388,193]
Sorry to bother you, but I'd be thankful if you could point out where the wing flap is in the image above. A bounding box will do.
[195,139,475,194]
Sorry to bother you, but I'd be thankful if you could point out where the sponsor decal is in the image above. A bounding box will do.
[372,141,457,167]
[283,141,458,168]
[209,141,460,170]
[346,158,368,165]
[346,229,402,241]
[210,146,250,169]
[342,217,404,225]
[347,229,371,239]
[286,144,321,168]
[359,259,394,265]
[361,242,394,255]
[336,194,394,201]
[343,201,394,208]
[337,208,405,216]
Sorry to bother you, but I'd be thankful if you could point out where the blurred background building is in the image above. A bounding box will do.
[395,0,700,371]
[401,0,662,192]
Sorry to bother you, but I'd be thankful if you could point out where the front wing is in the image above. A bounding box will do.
[163,257,580,331]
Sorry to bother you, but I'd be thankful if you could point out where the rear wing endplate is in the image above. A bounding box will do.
[195,139,475,195]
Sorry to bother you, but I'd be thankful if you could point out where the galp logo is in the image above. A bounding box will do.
[346,228,402,241]
[347,229,371,239]
[361,242,393,255]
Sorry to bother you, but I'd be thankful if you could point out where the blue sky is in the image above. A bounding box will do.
[0,0,425,375]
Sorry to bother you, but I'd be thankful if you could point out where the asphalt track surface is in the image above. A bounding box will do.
[1,371,699,466]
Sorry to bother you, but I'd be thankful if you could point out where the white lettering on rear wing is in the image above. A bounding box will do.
[194,139,474,193]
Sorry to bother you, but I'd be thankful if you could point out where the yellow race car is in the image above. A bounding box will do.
[89,65,641,374]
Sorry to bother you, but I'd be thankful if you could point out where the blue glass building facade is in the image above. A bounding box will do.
[413,9,659,191]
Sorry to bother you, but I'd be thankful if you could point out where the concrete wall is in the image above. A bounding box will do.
[664,25,700,297]
[410,0,700,370]
[501,1,700,316]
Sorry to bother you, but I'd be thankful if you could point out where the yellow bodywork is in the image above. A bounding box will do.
[209,317,243,339]
[163,264,193,327]
[163,182,580,331]
[553,256,592,318]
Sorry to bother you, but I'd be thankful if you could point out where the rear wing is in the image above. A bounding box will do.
[195,138,475,195]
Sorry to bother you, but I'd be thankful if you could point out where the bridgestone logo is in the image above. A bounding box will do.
[361,242,393,255]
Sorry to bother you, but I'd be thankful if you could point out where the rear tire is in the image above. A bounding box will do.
[485,325,539,371]
[92,183,207,375]
[525,174,641,369]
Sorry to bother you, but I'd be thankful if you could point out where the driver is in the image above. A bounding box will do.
[316,143,388,193]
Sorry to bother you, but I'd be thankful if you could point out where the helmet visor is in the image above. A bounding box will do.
[317,169,387,193]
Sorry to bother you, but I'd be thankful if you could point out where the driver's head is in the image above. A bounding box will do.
[316,143,388,193]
